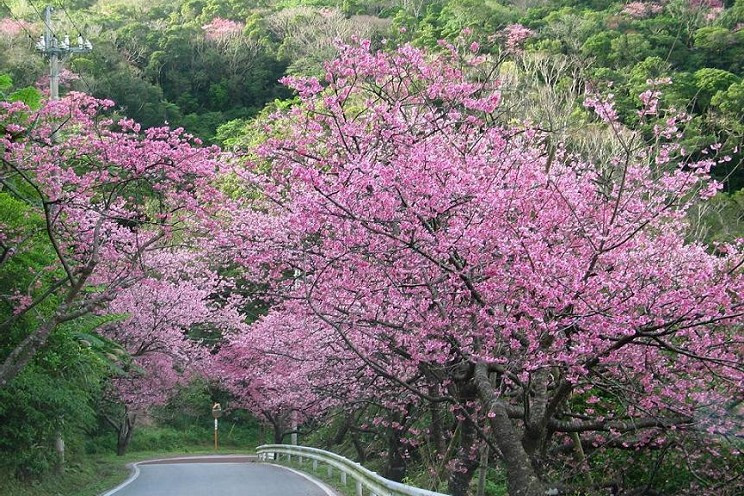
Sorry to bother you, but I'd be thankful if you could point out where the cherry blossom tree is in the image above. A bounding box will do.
[225,41,743,495]
[621,2,664,20]
[99,250,245,455]
[0,18,32,39]
[202,18,245,42]
[0,93,223,387]
[217,302,358,443]
[503,23,535,52]
[217,300,427,480]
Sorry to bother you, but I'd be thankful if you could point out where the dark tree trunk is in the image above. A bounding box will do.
[351,432,367,463]
[429,391,446,456]
[447,383,481,496]
[384,417,407,482]
[273,423,283,444]
[261,410,286,444]
[522,368,550,464]
[331,414,351,446]
[116,412,136,456]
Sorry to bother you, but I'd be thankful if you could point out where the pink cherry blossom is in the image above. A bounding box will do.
[0,18,31,38]
[0,92,226,387]
[219,41,743,495]
[503,24,534,52]
[202,17,244,42]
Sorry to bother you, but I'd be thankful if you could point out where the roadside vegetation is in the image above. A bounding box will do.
[0,381,263,496]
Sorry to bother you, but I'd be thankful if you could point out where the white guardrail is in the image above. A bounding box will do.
[256,444,450,496]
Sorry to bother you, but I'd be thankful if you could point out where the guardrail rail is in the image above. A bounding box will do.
[256,444,450,496]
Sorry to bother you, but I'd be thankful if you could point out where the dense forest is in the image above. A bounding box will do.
[1,1,743,495]
[1,1,742,173]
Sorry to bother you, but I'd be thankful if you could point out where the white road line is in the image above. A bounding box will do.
[265,463,339,496]
[100,461,141,496]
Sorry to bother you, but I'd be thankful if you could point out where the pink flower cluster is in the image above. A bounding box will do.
[0,18,32,38]
[584,93,619,122]
[503,23,534,52]
[35,68,80,94]
[202,17,244,41]
[705,7,724,21]
[622,2,664,19]
[689,0,723,8]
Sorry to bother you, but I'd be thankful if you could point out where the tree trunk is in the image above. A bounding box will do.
[0,316,60,389]
[262,410,285,444]
[523,368,550,462]
[116,412,136,456]
[331,414,351,445]
[448,384,481,496]
[54,429,65,475]
[429,391,446,456]
[273,421,284,444]
[384,418,407,482]
[474,362,549,496]
[351,432,367,464]
[0,257,108,389]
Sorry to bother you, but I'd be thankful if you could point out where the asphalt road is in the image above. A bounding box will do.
[103,457,334,496]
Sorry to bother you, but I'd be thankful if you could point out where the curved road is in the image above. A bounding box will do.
[103,456,335,496]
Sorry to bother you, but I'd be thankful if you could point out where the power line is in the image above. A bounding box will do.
[25,0,55,37]
[55,0,81,35]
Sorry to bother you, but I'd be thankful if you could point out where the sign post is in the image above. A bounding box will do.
[211,403,222,450]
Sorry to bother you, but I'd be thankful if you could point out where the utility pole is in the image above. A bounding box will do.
[33,7,92,475]
[35,5,92,100]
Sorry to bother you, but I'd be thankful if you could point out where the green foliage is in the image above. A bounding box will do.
[694,67,741,109]
[0,453,130,496]
[8,87,42,109]
[0,74,42,109]
[581,31,618,66]
[0,328,107,479]
[698,190,744,244]
[693,26,744,72]
[0,74,11,94]
[711,79,744,115]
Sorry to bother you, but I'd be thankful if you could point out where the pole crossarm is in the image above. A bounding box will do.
[36,6,93,57]
[34,5,93,100]
[256,444,450,496]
